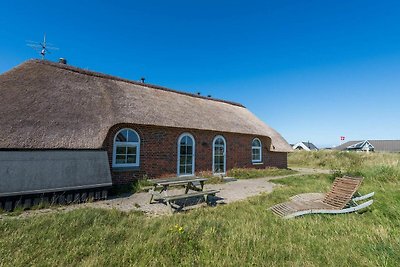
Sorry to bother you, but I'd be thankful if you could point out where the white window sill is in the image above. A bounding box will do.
[252,162,264,165]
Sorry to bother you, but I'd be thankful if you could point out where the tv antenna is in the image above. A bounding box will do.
[26,33,59,60]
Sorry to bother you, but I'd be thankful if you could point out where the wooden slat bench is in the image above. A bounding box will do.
[164,189,220,212]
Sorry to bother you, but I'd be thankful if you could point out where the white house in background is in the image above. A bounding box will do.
[292,142,319,151]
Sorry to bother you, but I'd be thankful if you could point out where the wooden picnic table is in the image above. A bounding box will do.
[148,176,219,211]
[148,176,207,202]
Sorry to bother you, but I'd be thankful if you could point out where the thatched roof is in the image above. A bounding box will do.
[0,60,292,152]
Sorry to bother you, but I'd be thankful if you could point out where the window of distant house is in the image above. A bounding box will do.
[252,138,262,163]
[113,129,140,167]
[177,133,195,176]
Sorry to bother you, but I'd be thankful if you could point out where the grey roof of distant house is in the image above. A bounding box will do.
[0,60,292,152]
[301,142,318,150]
[333,140,400,152]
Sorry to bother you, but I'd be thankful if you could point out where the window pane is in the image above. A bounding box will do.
[116,155,126,164]
[215,138,223,146]
[186,146,193,155]
[186,164,193,173]
[179,165,186,174]
[252,139,261,147]
[116,130,128,142]
[180,156,186,164]
[127,146,136,154]
[127,155,136,164]
[214,164,222,173]
[185,136,193,146]
[186,156,193,164]
[181,136,189,146]
[253,148,261,161]
[116,146,127,154]
[127,130,139,142]
[215,147,223,156]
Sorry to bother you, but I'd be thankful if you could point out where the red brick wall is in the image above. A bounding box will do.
[102,124,288,184]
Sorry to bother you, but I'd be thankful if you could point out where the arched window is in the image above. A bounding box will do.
[113,129,140,167]
[177,133,195,176]
[252,138,262,163]
[213,135,226,174]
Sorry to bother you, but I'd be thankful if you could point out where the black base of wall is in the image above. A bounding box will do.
[0,187,110,212]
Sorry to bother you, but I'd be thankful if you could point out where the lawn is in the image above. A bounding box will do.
[0,152,399,266]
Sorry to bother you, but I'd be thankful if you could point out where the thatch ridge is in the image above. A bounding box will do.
[32,60,245,108]
[0,60,292,152]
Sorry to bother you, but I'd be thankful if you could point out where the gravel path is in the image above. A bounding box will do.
[0,168,331,219]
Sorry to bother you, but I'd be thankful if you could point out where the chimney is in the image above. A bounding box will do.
[140,77,145,83]
[58,58,67,64]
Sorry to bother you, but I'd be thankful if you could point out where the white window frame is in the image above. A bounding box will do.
[112,128,140,168]
[212,135,226,175]
[177,133,195,176]
[252,138,262,163]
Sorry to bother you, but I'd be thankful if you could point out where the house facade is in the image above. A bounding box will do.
[0,60,292,198]
[104,124,288,184]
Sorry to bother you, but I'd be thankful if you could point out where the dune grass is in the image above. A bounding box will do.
[228,167,297,179]
[289,150,400,170]
[200,167,297,184]
[0,152,399,266]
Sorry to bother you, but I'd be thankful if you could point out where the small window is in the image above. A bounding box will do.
[252,138,262,163]
[113,129,140,167]
[177,133,195,176]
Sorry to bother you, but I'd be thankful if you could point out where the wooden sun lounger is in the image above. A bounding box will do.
[269,176,374,219]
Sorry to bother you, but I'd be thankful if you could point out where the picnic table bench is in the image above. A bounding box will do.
[148,176,219,212]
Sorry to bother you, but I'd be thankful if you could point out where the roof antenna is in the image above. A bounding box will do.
[26,33,59,60]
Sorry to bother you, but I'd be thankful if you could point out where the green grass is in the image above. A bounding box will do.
[0,152,399,266]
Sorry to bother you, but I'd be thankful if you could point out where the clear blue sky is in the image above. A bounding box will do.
[1,0,400,148]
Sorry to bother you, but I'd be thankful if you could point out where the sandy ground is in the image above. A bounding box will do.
[83,177,279,216]
[0,168,331,219]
